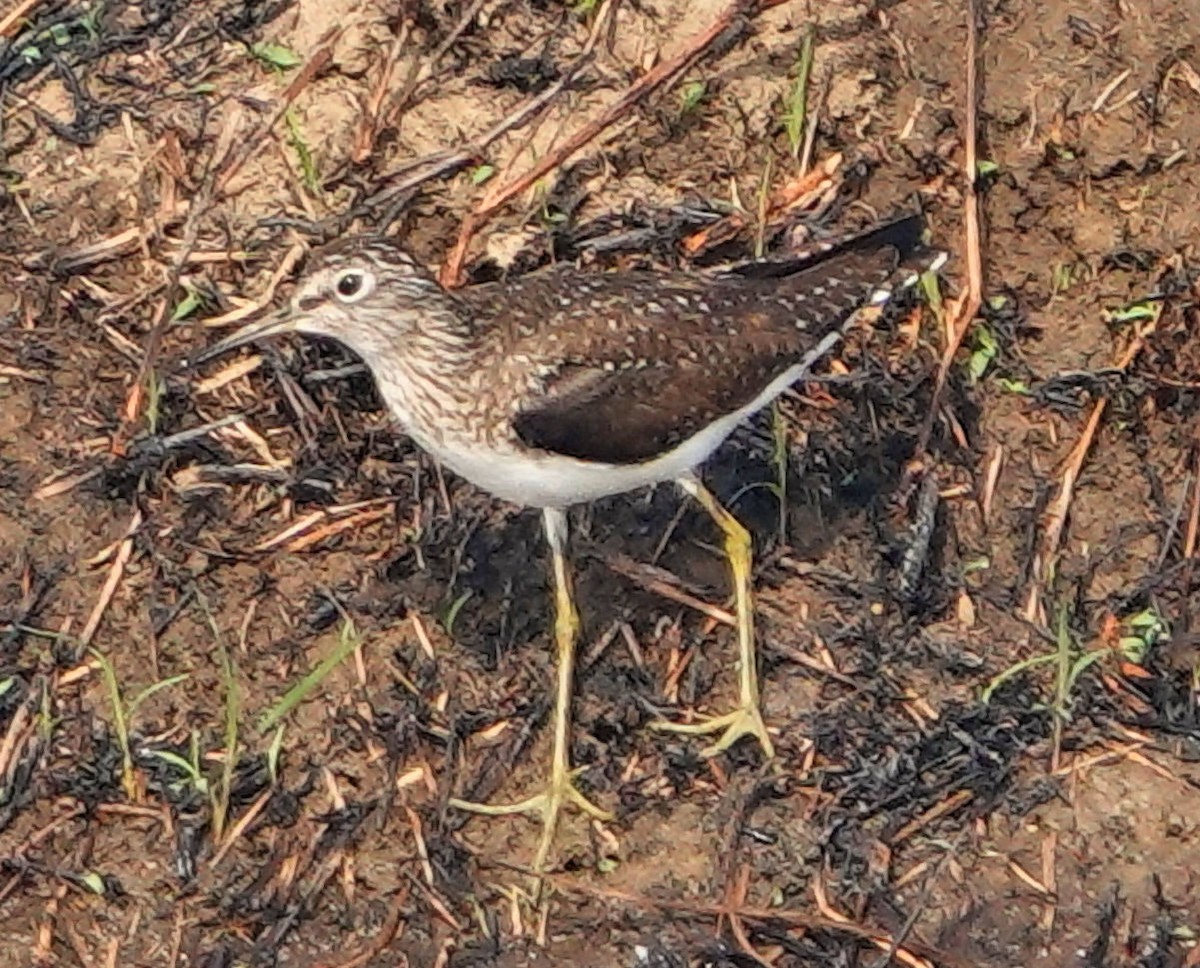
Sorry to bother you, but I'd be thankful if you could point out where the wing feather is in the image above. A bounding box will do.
[484,215,940,465]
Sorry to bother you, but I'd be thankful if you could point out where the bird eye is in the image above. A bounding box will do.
[334,269,372,302]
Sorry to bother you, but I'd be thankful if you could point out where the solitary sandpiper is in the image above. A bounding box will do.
[193,213,945,882]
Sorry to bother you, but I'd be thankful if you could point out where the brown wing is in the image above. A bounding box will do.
[482,215,937,465]
[509,351,803,464]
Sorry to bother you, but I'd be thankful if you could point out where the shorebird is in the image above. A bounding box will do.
[193,213,944,879]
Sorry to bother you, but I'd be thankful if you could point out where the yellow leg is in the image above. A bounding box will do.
[449,507,611,885]
[651,476,775,759]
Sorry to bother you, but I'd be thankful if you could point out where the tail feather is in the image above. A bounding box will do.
[725,212,946,282]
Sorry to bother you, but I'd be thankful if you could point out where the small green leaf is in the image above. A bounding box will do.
[469,164,496,185]
[919,267,944,316]
[79,871,107,895]
[966,322,998,384]
[79,3,103,42]
[679,80,707,114]
[191,82,217,95]
[982,652,1057,703]
[782,27,815,159]
[128,673,190,719]
[19,46,42,63]
[998,378,1030,395]
[147,749,198,776]
[1128,608,1163,630]
[267,725,285,783]
[251,42,302,70]
[443,591,472,636]
[285,110,320,193]
[1118,635,1148,664]
[1051,262,1074,294]
[1064,649,1107,693]
[47,23,72,46]
[171,287,204,322]
[976,159,1000,177]
[257,619,361,733]
[1103,300,1158,325]
[147,749,207,793]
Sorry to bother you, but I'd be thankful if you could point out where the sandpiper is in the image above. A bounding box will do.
[193,213,945,880]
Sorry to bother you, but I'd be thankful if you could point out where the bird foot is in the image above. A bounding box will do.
[449,767,612,889]
[651,704,775,759]
[449,767,611,823]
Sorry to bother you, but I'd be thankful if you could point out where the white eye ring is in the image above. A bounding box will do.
[333,268,374,303]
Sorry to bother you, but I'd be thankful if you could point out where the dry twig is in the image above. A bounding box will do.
[439,0,788,285]
[1023,310,1159,621]
[916,0,984,458]
[0,0,45,37]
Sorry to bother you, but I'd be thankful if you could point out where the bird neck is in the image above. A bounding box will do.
[360,298,483,443]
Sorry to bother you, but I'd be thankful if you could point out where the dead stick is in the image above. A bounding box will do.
[80,510,142,648]
[1185,449,1200,559]
[1023,320,1157,621]
[366,0,617,212]
[351,21,411,163]
[0,0,44,37]
[439,0,780,286]
[916,0,983,457]
[363,63,587,211]
[550,880,966,968]
[214,29,342,195]
[118,30,340,441]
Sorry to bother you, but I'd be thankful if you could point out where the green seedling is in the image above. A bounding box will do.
[267,725,286,784]
[285,110,320,195]
[147,731,211,798]
[91,648,189,800]
[211,604,240,841]
[920,265,946,336]
[782,26,815,160]
[966,321,999,384]
[251,42,302,71]
[982,607,1100,709]
[443,591,473,637]
[144,370,164,435]
[1050,262,1075,297]
[1116,607,1169,665]
[171,284,205,322]
[70,871,109,895]
[679,80,708,115]
[79,3,104,42]
[753,154,773,259]
[1102,299,1159,326]
[470,164,496,186]
[258,616,362,733]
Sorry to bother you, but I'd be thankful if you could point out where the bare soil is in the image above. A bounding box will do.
[2,1,1200,966]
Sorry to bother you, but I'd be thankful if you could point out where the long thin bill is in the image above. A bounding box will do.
[188,306,295,367]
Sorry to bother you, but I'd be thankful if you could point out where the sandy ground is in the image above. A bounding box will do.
[2,0,1200,965]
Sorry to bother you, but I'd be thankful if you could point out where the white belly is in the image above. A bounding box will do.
[429,416,732,508]
[414,344,839,508]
